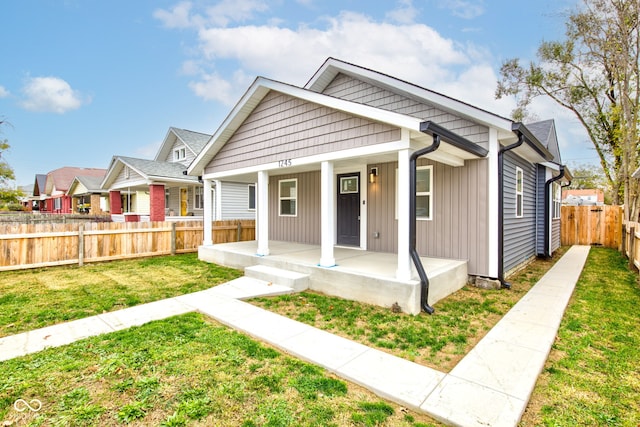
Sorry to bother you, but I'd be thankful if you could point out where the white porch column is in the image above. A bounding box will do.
[214,180,222,221]
[396,149,412,280]
[256,170,270,256]
[487,128,499,277]
[320,161,336,267]
[203,178,213,246]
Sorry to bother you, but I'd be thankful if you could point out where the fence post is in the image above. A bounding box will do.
[629,226,635,271]
[171,222,177,255]
[78,224,84,267]
[236,222,242,242]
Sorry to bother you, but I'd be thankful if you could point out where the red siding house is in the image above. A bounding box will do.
[41,167,107,213]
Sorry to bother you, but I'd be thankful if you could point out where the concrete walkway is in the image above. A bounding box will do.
[0,245,590,427]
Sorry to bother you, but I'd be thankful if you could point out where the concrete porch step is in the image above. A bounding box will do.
[209,276,295,300]
[245,265,310,291]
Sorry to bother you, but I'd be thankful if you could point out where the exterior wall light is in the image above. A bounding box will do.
[369,167,378,184]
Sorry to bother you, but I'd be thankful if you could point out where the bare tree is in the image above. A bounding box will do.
[496,0,639,219]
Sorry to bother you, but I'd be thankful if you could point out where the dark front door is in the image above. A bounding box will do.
[337,173,360,246]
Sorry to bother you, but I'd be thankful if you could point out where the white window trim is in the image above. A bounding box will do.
[553,182,561,219]
[278,178,297,217]
[395,165,433,221]
[174,147,186,161]
[194,186,204,210]
[515,166,524,218]
[248,184,256,211]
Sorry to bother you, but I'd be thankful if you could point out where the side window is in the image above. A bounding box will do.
[194,186,204,209]
[279,179,297,216]
[248,184,256,210]
[553,183,561,219]
[516,167,524,218]
[416,166,433,220]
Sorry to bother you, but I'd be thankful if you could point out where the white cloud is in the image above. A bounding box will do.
[386,0,419,24]
[438,0,485,20]
[154,0,268,29]
[0,85,9,98]
[156,2,507,116]
[20,76,87,113]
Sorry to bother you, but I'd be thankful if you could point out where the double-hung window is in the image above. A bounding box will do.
[248,184,256,211]
[515,167,524,218]
[416,166,433,220]
[279,179,297,216]
[174,147,186,161]
[552,183,561,219]
[194,187,204,209]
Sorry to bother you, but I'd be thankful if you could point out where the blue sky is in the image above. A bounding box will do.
[1,0,598,187]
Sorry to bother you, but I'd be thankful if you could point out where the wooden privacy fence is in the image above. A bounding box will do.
[622,220,640,271]
[0,220,255,271]
[561,205,623,248]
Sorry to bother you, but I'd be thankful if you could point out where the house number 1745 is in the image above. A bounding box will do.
[278,159,292,167]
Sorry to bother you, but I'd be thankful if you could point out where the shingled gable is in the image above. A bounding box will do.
[45,167,107,195]
[526,119,562,164]
[154,127,212,163]
[101,155,198,189]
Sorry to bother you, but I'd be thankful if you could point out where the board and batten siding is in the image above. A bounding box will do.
[503,151,537,274]
[205,91,401,175]
[367,157,490,276]
[269,171,321,245]
[219,182,255,220]
[321,73,490,149]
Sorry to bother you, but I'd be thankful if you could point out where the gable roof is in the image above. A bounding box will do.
[33,174,47,197]
[526,119,561,163]
[154,127,212,163]
[44,167,107,195]
[101,155,199,190]
[188,76,490,175]
[305,57,516,136]
[68,174,108,196]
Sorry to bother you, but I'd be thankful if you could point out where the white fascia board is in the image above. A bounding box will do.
[110,179,149,190]
[540,161,561,171]
[146,176,199,185]
[309,60,514,132]
[202,139,410,181]
[189,78,425,176]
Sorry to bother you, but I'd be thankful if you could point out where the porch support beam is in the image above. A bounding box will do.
[396,148,412,280]
[257,170,270,256]
[214,180,222,221]
[320,161,336,267]
[203,179,213,246]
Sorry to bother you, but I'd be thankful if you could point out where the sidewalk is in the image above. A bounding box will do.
[0,245,591,427]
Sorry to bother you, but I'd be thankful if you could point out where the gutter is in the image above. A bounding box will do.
[413,121,488,314]
[497,124,526,289]
[543,165,566,257]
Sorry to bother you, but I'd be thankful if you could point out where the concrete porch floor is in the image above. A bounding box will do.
[198,240,468,314]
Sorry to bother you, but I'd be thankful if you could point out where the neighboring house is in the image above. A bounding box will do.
[67,174,109,214]
[30,174,47,211]
[101,127,256,222]
[40,167,107,213]
[562,188,604,206]
[188,58,570,312]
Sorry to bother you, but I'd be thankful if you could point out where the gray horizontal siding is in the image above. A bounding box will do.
[207,91,401,174]
[323,73,489,149]
[220,182,255,220]
[503,152,537,274]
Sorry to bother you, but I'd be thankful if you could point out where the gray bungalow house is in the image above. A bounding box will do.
[102,127,257,222]
[188,58,570,314]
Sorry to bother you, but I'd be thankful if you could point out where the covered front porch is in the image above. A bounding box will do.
[199,240,468,314]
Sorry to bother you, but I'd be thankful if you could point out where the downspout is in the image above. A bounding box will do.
[410,134,440,315]
[497,128,525,289]
[544,165,566,257]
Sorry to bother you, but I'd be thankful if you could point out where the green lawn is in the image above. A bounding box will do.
[0,313,438,426]
[520,247,640,426]
[0,253,242,337]
[1,247,638,425]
